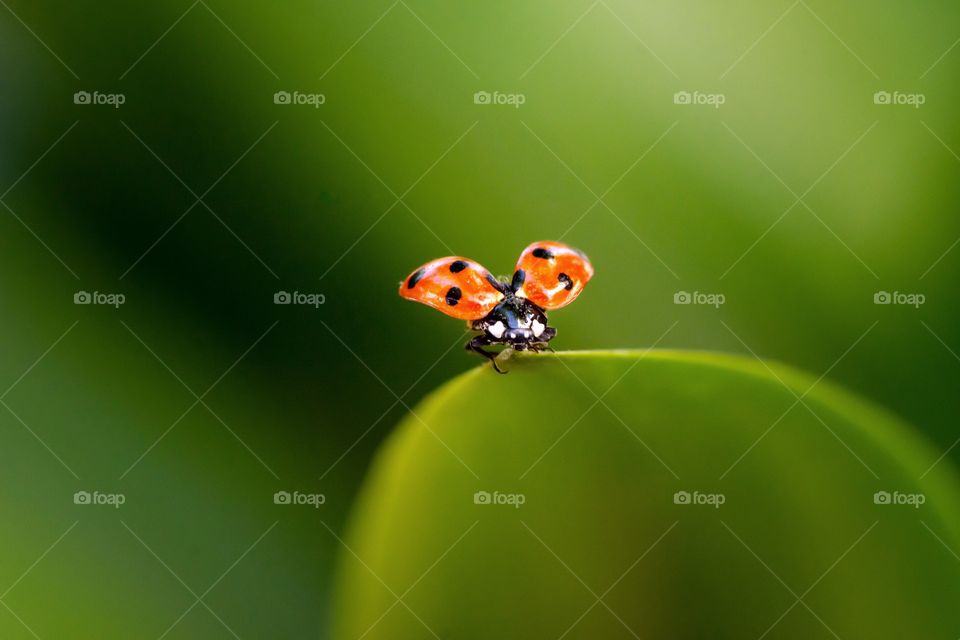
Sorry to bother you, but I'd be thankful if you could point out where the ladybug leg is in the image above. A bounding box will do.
[531,327,557,352]
[465,336,507,374]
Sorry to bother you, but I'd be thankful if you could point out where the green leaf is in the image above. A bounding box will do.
[333,351,960,639]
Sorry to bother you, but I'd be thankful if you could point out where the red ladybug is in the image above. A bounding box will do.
[400,241,594,372]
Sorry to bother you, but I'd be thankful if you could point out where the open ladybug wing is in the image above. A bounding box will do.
[399,257,505,320]
[514,241,594,310]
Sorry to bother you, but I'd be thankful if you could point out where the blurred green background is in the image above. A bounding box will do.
[0,0,958,637]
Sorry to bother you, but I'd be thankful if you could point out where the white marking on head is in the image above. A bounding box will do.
[532,319,545,337]
[488,321,506,339]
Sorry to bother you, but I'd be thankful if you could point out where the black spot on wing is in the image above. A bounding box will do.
[407,268,426,289]
[449,260,468,273]
[558,272,574,290]
[532,247,554,259]
[445,287,462,306]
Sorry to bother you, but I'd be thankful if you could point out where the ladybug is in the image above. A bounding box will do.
[399,241,594,372]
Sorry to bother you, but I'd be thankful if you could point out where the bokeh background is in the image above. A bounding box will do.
[1,0,958,637]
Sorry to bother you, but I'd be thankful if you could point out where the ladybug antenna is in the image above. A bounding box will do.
[486,272,513,296]
[510,269,526,293]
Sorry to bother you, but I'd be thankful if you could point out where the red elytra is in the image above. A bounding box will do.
[398,256,503,321]
[399,241,593,320]
[513,240,594,310]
